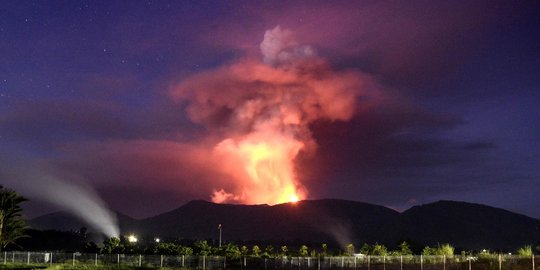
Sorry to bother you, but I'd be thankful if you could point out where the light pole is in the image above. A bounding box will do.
[218,224,222,247]
[128,234,138,243]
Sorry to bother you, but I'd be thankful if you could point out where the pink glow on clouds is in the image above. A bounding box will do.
[194,1,509,85]
[170,26,380,204]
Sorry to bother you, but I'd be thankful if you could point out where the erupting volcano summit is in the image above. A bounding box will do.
[172,26,378,205]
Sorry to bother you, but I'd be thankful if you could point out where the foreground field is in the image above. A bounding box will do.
[1,252,538,270]
[0,264,180,270]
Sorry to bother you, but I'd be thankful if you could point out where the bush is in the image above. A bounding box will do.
[344,244,355,256]
[299,245,309,257]
[371,244,388,256]
[422,244,454,256]
[517,246,532,257]
[193,240,211,256]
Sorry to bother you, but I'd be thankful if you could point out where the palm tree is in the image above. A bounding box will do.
[0,186,28,251]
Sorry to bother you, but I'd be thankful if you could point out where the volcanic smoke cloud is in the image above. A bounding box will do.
[172,26,375,205]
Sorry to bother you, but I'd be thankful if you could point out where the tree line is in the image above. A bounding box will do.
[95,237,537,258]
[97,237,438,258]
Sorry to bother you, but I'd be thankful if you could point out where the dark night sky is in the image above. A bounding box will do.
[1,1,540,219]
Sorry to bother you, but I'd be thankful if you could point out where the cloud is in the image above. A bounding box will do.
[170,26,381,205]
[0,100,127,144]
[300,101,498,207]
[196,1,529,95]
[0,97,194,150]
[260,26,315,65]
[5,24,494,218]
[42,139,221,218]
[2,7,514,218]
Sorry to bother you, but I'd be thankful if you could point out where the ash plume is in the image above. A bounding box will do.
[172,26,380,205]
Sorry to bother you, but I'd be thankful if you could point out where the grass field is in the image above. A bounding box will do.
[0,254,537,270]
[0,264,186,270]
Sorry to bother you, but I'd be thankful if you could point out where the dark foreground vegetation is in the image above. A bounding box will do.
[2,186,540,270]
[0,252,539,270]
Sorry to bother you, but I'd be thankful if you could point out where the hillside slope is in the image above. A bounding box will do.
[29,199,540,249]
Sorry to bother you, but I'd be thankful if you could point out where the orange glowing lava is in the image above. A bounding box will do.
[174,26,369,206]
[211,130,307,205]
[288,194,299,203]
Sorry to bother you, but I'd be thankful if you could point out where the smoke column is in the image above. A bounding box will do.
[1,160,119,238]
[173,26,373,205]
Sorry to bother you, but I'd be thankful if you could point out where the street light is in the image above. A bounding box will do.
[128,234,138,243]
[155,238,161,243]
[218,224,222,248]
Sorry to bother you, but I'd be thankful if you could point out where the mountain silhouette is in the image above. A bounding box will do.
[400,200,540,250]
[28,210,138,232]
[29,199,540,250]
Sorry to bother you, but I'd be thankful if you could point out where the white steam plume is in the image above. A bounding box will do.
[1,160,119,238]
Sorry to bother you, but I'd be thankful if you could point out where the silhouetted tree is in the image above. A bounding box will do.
[299,245,309,257]
[371,243,388,256]
[360,243,371,255]
[280,245,289,257]
[194,240,212,255]
[155,242,179,255]
[0,186,28,251]
[422,246,435,255]
[252,245,261,257]
[437,244,454,256]
[223,243,241,259]
[240,245,249,256]
[517,246,532,257]
[263,245,274,258]
[344,244,355,256]
[84,241,99,253]
[321,243,328,256]
[102,237,124,254]
[398,241,412,255]
[422,244,453,256]
[178,245,194,255]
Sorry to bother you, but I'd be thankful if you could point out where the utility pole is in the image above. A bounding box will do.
[218,224,222,248]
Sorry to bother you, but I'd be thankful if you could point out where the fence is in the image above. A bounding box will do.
[1,252,538,270]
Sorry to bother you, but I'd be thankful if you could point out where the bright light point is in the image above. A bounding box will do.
[128,235,138,243]
[155,238,160,243]
[289,194,299,203]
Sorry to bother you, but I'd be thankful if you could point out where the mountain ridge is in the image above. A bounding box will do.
[29,199,540,250]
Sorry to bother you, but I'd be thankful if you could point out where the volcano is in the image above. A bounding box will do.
[29,199,540,250]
